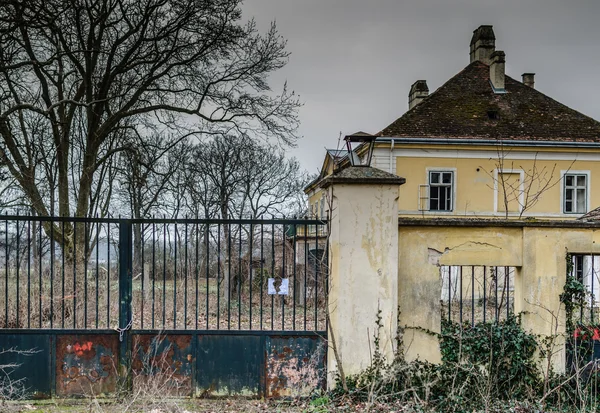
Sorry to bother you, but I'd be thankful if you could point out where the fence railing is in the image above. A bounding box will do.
[440,265,515,325]
[0,216,329,332]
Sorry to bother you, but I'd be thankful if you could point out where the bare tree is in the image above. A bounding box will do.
[237,144,310,219]
[188,135,248,221]
[186,135,248,297]
[0,0,300,258]
[0,163,21,211]
[186,135,309,296]
[483,143,573,218]
[115,133,190,275]
[187,135,308,220]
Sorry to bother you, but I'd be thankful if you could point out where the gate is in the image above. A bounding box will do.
[0,216,328,398]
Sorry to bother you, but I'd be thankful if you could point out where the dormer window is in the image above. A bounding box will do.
[487,110,499,120]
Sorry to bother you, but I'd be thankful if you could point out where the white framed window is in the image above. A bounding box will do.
[562,171,589,214]
[428,170,454,211]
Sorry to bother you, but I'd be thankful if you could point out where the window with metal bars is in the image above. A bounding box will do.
[570,254,600,324]
[440,265,515,325]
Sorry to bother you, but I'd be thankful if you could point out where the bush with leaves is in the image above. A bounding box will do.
[439,315,540,402]
[332,315,544,412]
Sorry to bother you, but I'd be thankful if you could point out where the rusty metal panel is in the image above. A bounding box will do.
[0,334,51,399]
[265,336,326,398]
[196,335,262,397]
[56,334,118,397]
[132,334,193,396]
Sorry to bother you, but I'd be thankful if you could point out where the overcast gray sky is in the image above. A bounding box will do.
[242,0,600,175]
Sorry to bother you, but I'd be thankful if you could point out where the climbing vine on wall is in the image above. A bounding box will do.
[560,252,587,334]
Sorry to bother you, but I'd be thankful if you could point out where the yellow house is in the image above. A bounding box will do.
[306,25,600,220]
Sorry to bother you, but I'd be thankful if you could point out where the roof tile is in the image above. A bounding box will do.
[379,61,600,142]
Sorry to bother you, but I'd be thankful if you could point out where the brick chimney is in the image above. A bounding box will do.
[470,25,496,64]
[408,80,429,110]
[522,73,535,88]
[489,50,506,92]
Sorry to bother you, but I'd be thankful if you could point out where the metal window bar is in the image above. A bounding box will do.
[447,266,451,322]
[483,266,486,323]
[469,266,474,326]
[494,267,499,322]
[506,266,510,320]
[459,266,463,324]
[569,253,599,325]
[442,264,514,325]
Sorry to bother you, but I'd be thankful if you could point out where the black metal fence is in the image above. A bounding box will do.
[0,215,329,332]
[440,265,515,325]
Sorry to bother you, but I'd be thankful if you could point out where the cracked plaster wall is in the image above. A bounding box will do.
[327,182,399,387]
[398,224,600,373]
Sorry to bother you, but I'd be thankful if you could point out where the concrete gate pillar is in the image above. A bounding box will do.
[317,166,405,387]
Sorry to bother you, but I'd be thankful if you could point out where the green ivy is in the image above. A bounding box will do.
[439,316,540,402]
[560,252,587,334]
[334,315,542,412]
[330,255,600,412]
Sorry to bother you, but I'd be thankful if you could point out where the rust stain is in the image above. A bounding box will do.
[56,334,118,397]
[132,334,193,397]
[266,337,326,399]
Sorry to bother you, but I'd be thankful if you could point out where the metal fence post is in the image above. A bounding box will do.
[118,220,133,393]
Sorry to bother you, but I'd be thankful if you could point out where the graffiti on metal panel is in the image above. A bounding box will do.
[56,335,118,396]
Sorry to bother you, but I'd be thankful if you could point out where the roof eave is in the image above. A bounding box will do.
[375,137,600,147]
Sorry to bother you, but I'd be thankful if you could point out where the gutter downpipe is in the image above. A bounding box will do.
[389,139,395,174]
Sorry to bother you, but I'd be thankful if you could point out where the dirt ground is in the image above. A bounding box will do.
[1,398,420,413]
